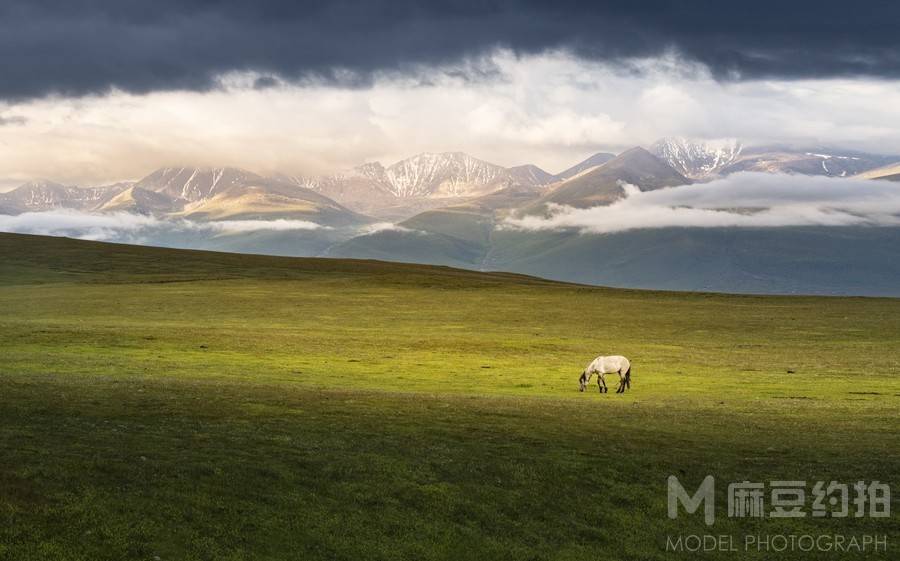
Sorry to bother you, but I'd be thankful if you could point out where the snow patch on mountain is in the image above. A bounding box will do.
[651,137,742,179]
[383,152,510,198]
[302,152,516,201]
[136,167,263,202]
[0,180,129,212]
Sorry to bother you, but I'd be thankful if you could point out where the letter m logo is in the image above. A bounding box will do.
[668,475,715,525]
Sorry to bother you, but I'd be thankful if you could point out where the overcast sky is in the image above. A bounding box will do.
[2,0,900,188]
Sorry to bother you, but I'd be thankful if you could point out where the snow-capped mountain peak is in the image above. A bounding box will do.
[383,152,510,198]
[135,167,263,202]
[1,179,120,211]
[295,152,548,218]
[302,152,515,201]
[651,137,743,179]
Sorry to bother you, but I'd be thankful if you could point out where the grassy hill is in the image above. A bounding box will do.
[0,233,898,560]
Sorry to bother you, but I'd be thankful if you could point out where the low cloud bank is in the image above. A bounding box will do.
[358,222,419,236]
[0,210,323,242]
[504,173,900,234]
[203,219,323,234]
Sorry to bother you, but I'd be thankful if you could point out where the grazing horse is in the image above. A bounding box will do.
[579,355,631,394]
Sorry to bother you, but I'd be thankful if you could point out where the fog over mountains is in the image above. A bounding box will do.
[3,139,900,296]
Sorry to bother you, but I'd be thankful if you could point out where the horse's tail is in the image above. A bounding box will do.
[624,365,631,389]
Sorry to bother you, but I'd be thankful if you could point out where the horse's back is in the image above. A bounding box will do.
[608,355,629,372]
[589,354,629,373]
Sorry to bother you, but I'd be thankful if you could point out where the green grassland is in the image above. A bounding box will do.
[0,232,898,560]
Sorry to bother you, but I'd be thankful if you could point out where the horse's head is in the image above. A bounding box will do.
[578,371,587,392]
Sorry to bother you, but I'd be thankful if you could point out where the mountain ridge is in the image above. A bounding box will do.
[4,143,899,224]
[529,147,689,211]
[652,137,899,179]
[853,161,900,181]
[0,166,368,227]
[555,152,616,180]
[299,152,553,218]
[651,137,742,179]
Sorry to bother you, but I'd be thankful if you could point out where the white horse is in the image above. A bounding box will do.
[579,355,631,394]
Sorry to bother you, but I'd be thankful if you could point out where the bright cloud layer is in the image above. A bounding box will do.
[504,174,900,234]
[3,51,900,188]
[0,211,322,242]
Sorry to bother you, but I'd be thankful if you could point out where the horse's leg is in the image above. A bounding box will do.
[598,373,607,393]
[616,371,625,393]
[581,371,592,392]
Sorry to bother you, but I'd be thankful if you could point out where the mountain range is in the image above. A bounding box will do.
[650,137,898,179]
[1,167,368,227]
[292,151,556,220]
[6,139,897,221]
[3,139,900,295]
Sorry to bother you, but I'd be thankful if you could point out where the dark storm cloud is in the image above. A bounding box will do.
[252,76,280,90]
[3,0,900,100]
